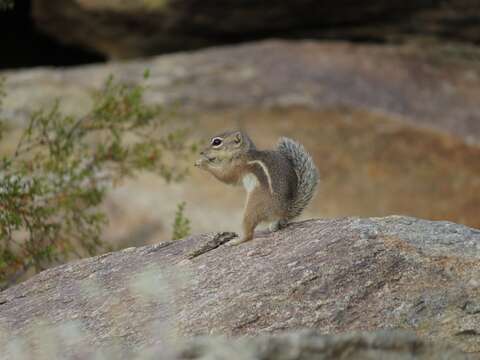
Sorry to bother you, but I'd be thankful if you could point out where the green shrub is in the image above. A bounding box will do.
[0,74,192,288]
[172,201,191,240]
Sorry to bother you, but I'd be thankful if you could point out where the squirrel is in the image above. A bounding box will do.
[195,130,319,246]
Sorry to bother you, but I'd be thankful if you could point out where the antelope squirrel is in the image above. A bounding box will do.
[195,131,319,245]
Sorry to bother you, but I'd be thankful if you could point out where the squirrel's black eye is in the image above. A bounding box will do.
[211,138,222,147]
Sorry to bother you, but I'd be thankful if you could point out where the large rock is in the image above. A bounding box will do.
[1,216,480,358]
[4,40,480,143]
[32,0,480,59]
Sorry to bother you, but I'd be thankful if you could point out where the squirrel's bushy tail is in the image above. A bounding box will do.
[277,137,319,220]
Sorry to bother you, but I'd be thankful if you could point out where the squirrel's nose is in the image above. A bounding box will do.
[200,151,205,155]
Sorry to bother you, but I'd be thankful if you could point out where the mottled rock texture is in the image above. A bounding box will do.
[1,216,479,358]
[32,0,480,59]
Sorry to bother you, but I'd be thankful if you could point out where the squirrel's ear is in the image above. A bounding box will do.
[233,132,243,145]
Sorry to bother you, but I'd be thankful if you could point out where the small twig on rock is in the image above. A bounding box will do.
[188,232,238,259]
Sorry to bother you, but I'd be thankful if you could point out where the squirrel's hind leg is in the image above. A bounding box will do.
[227,190,265,246]
[226,214,260,246]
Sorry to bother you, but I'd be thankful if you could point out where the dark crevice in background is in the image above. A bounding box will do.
[0,0,105,70]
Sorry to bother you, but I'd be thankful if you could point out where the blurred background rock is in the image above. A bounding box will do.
[1,0,479,249]
[17,0,480,60]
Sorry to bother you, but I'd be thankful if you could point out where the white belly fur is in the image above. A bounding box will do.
[242,173,258,193]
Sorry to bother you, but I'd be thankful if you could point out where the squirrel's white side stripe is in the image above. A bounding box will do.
[247,160,273,194]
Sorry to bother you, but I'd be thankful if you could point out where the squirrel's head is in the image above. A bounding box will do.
[195,130,255,169]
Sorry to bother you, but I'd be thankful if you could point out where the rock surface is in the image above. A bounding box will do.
[1,216,480,358]
[32,0,480,59]
[4,40,480,143]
